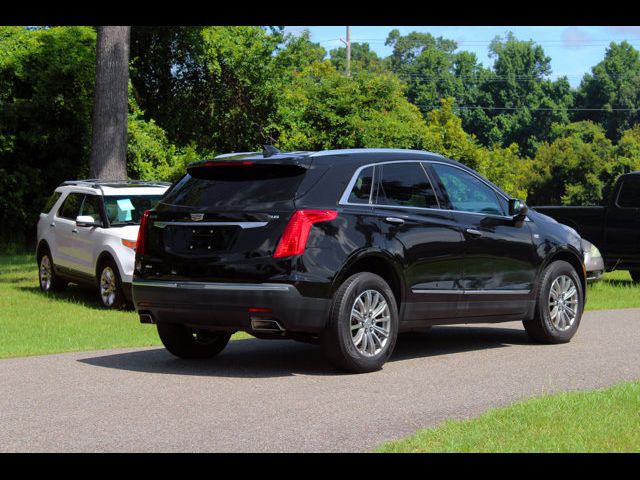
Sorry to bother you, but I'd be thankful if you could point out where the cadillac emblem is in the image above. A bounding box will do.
[190,213,204,221]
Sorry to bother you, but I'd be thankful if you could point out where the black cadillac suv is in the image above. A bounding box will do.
[132,148,586,373]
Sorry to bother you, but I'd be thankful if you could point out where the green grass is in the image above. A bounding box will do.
[0,252,639,359]
[377,380,640,452]
[585,269,640,310]
[0,253,249,359]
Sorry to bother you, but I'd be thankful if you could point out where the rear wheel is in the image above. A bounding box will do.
[321,272,399,373]
[523,260,583,343]
[630,270,640,283]
[157,323,231,359]
[38,249,67,293]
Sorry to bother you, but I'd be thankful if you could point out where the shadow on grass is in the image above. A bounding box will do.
[78,324,531,379]
[16,284,134,312]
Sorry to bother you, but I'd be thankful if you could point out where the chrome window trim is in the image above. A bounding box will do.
[338,160,528,221]
[152,221,268,229]
[132,280,292,292]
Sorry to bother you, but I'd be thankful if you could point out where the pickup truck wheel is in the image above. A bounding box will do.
[38,250,67,292]
[524,260,583,343]
[98,259,125,309]
[157,323,231,359]
[630,270,640,283]
[321,272,399,373]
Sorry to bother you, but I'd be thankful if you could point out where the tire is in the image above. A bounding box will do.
[321,272,399,373]
[97,258,126,309]
[157,323,231,359]
[37,248,68,293]
[630,270,640,283]
[523,260,584,344]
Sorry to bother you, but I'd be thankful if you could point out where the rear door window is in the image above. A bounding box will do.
[375,162,439,209]
[57,193,84,220]
[162,165,306,210]
[616,177,640,208]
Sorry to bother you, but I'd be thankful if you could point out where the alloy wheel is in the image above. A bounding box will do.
[548,275,579,331]
[350,289,391,357]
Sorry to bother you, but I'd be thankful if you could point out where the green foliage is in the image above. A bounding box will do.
[0,26,96,245]
[528,121,616,205]
[329,42,386,74]
[468,33,574,156]
[270,61,429,150]
[127,87,198,182]
[574,41,640,141]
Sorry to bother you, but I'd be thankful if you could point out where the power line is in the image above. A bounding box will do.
[423,106,639,111]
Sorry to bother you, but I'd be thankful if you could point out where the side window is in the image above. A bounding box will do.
[347,166,374,204]
[57,193,84,220]
[80,195,103,223]
[430,164,505,216]
[376,162,439,209]
[616,177,640,208]
[42,191,62,214]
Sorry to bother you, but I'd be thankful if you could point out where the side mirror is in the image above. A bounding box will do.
[76,215,100,227]
[508,198,528,220]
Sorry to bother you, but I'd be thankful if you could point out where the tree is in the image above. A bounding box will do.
[527,121,616,206]
[89,26,130,180]
[269,61,429,150]
[468,33,574,157]
[574,41,640,141]
[329,42,385,73]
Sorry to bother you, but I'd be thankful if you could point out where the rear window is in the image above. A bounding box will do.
[617,177,640,208]
[162,165,306,209]
[42,191,62,214]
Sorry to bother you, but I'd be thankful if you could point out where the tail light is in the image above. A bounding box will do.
[136,210,151,256]
[273,210,338,258]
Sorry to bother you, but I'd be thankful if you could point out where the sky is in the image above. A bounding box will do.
[284,26,640,88]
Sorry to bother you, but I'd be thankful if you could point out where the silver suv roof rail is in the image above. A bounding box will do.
[60,179,172,189]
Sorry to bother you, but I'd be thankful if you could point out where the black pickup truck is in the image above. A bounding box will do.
[534,172,640,282]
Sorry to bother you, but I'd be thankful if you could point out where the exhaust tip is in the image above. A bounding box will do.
[139,312,155,324]
[250,318,285,332]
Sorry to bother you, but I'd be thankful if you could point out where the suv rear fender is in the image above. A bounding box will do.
[330,250,405,316]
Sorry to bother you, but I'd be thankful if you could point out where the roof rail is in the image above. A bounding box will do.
[213,152,261,159]
[60,179,172,189]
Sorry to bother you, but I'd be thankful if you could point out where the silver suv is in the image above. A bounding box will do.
[36,180,169,308]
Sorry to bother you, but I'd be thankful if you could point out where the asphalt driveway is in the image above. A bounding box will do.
[1,308,639,452]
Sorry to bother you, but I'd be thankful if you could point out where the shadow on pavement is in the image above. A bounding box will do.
[78,324,531,379]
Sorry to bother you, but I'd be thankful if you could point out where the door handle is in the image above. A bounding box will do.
[71,229,79,234]
[384,217,405,225]
[465,228,482,237]
[49,222,56,228]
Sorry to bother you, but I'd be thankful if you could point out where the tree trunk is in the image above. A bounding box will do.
[89,26,130,180]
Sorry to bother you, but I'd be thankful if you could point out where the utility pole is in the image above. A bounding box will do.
[341,26,351,76]
[346,26,351,77]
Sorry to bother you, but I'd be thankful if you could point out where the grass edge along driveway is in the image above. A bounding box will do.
[376,380,640,452]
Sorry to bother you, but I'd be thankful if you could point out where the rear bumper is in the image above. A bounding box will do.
[132,280,331,334]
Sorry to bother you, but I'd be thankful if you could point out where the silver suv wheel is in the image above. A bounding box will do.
[100,266,117,307]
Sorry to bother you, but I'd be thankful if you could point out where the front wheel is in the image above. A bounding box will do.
[157,323,231,359]
[321,272,399,373]
[98,259,126,309]
[523,260,584,343]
